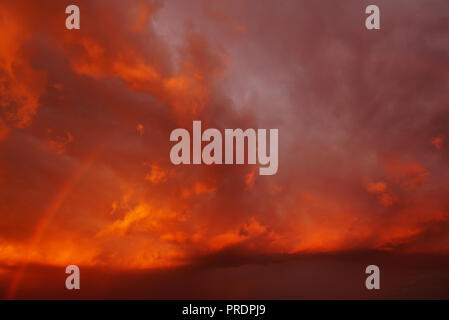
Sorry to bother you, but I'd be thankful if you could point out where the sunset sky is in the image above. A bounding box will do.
[1,0,449,299]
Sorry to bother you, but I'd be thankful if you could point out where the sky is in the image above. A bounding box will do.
[0,0,449,299]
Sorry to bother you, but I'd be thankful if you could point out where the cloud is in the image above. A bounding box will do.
[0,0,449,300]
[0,6,46,127]
[144,163,170,184]
[47,130,74,154]
[431,135,444,150]
[384,158,429,190]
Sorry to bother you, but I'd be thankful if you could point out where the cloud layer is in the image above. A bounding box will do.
[0,0,448,298]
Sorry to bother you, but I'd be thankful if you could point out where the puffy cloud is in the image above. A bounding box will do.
[431,135,444,150]
[0,6,46,127]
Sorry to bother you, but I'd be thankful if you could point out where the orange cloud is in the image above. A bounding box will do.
[365,181,387,194]
[47,130,74,154]
[182,181,216,199]
[144,163,170,184]
[385,158,429,190]
[365,181,395,207]
[431,135,444,150]
[0,7,46,128]
[136,123,144,136]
